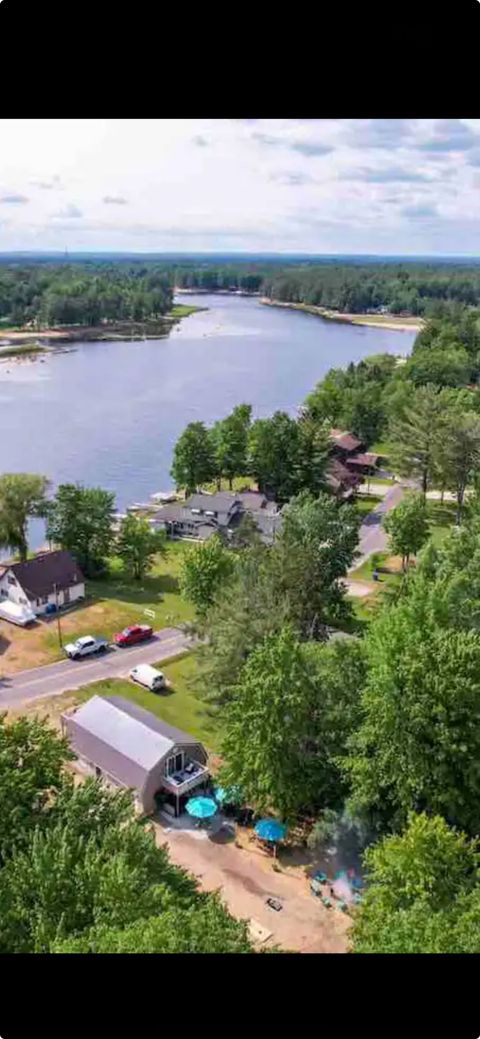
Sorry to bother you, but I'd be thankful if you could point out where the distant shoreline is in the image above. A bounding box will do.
[260,298,424,332]
[0,304,204,354]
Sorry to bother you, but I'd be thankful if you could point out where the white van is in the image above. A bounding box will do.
[129,664,165,692]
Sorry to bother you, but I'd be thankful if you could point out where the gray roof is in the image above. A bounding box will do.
[63,695,206,790]
[187,491,238,513]
[1,550,84,599]
[152,503,190,523]
[105,696,204,748]
[235,491,268,512]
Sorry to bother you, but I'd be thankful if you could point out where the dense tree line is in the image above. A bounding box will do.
[0,263,172,327]
[172,259,480,315]
[5,257,480,328]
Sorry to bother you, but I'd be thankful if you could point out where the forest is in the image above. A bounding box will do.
[4,255,480,326]
[0,262,172,327]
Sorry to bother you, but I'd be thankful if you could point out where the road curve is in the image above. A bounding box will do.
[0,627,194,709]
[350,483,406,572]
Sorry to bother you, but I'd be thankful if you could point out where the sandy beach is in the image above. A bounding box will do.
[260,298,424,332]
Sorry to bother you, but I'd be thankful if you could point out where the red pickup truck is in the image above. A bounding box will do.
[114,624,153,647]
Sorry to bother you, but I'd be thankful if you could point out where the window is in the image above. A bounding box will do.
[175,752,183,772]
[8,575,16,586]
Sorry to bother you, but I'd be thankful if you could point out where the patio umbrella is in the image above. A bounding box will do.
[185,796,217,821]
[214,785,242,805]
[254,819,287,843]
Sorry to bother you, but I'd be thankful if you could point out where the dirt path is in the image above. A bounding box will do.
[153,821,350,953]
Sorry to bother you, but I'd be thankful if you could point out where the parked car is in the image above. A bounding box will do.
[114,624,153,647]
[64,635,109,660]
[129,664,165,692]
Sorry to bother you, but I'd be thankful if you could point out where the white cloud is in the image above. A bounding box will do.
[0,118,479,254]
[51,203,83,219]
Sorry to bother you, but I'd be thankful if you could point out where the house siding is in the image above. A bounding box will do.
[0,570,84,615]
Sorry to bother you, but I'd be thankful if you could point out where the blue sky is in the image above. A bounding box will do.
[0,118,479,255]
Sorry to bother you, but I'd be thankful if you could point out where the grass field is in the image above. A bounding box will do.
[169,304,204,319]
[354,494,382,516]
[200,475,257,494]
[72,651,220,752]
[0,542,194,674]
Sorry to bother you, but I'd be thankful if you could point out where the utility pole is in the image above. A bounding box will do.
[53,582,62,648]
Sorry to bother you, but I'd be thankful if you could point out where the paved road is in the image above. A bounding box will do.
[0,627,193,709]
[350,483,406,571]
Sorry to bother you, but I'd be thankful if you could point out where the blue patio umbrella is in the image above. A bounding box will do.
[214,785,242,805]
[254,819,287,843]
[185,796,217,820]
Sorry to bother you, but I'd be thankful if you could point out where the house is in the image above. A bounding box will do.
[325,458,362,499]
[0,549,85,616]
[152,489,282,544]
[62,695,210,817]
[329,428,380,484]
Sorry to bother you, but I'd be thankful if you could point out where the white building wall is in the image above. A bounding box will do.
[0,572,85,615]
[32,581,85,615]
[0,570,30,608]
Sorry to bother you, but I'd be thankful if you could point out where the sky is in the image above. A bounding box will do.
[1,118,480,256]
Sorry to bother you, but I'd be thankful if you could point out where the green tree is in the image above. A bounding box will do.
[195,544,290,709]
[179,534,235,615]
[0,715,72,865]
[46,483,115,577]
[353,813,480,954]
[383,492,430,570]
[211,404,252,489]
[295,416,331,497]
[116,514,166,581]
[437,410,480,523]
[53,893,253,953]
[405,345,471,388]
[345,578,480,836]
[0,473,49,562]
[248,411,300,502]
[170,422,216,496]
[271,492,360,638]
[388,385,449,494]
[221,628,364,820]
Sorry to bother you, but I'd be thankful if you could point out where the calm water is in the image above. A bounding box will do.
[0,294,416,548]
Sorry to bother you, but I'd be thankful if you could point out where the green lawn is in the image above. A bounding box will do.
[200,474,257,494]
[362,476,395,487]
[169,303,204,319]
[427,500,457,547]
[354,494,382,516]
[74,651,220,752]
[42,542,195,659]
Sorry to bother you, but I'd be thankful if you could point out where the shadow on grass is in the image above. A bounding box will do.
[87,572,180,605]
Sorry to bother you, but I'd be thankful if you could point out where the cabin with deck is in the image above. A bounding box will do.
[62,695,210,817]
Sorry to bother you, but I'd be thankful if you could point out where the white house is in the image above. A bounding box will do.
[0,550,85,616]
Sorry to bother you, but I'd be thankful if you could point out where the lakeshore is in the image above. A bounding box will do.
[0,303,204,355]
[260,297,424,332]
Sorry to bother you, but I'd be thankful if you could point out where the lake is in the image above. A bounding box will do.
[0,293,416,548]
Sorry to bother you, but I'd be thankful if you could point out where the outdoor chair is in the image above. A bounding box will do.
[321,897,332,909]
[313,871,327,884]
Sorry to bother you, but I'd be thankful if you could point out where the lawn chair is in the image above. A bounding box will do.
[313,871,327,884]
[321,896,332,909]
[310,878,323,897]
[337,900,348,913]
